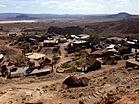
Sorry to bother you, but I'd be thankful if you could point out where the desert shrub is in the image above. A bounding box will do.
[15,54,27,66]
[0,46,15,56]
[22,43,32,53]
[76,61,82,66]
[61,62,71,68]
[58,38,67,43]
[117,48,123,54]
[74,52,81,56]
[87,34,100,45]
[128,35,139,41]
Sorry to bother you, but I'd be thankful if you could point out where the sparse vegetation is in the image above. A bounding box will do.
[75,61,82,66]
[87,34,100,45]
[74,51,81,56]
[15,54,27,66]
[61,62,71,68]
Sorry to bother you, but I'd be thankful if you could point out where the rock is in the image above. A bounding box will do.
[79,77,89,87]
[63,76,89,88]
[63,76,80,88]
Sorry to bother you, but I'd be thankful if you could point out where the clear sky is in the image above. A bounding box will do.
[0,0,139,14]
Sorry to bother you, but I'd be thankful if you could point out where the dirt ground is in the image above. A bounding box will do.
[0,36,139,104]
[0,60,139,104]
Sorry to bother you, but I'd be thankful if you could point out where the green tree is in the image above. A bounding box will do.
[87,34,100,45]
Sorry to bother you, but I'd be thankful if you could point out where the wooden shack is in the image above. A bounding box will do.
[77,54,101,73]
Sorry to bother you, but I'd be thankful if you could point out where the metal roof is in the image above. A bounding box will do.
[26,53,46,60]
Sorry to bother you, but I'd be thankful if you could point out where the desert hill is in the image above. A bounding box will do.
[84,17,139,36]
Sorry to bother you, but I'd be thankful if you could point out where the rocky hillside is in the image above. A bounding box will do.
[47,26,83,35]
[46,17,139,36]
[84,17,139,36]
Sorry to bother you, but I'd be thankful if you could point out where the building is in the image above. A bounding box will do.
[43,39,58,47]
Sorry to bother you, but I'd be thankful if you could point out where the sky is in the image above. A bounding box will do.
[0,0,139,14]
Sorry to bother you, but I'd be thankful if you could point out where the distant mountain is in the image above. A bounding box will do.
[16,14,31,19]
[0,12,138,20]
[85,12,138,20]
[7,14,38,20]
[106,12,135,19]
[0,13,21,20]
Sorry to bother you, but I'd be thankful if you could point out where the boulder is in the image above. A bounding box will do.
[63,76,89,88]
[79,77,89,87]
[63,76,80,88]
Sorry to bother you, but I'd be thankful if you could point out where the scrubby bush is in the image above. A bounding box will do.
[61,62,71,68]
[87,34,100,45]
[74,52,81,56]
[15,54,27,66]
[76,61,82,66]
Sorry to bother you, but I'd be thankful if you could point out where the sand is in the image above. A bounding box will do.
[0,20,38,24]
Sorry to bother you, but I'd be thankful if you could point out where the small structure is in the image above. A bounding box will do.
[7,53,52,78]
[43,39,58,47]
[66,40,87,53]
[106,44,115,50]
[125,59,139,69]
[28,38,37,44]
[70,35,79,39]
[26,53,46,60]
[127,41,135,45]
[90,50,103,58]
[25,52,51,69]
[107,37,123,41]
[106,37,123,44]
[116,45,132,55]
[135,52,139,61]
[8,33,16,37]
[10,66,52,78]
[102,49,119,65]
[126,39,139,48]
[70,34,89,40]
[77,54,101,73]
[78,34,90,40]
[58,37,67,43]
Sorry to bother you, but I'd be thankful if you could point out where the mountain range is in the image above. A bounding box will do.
[0,12,138,20]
